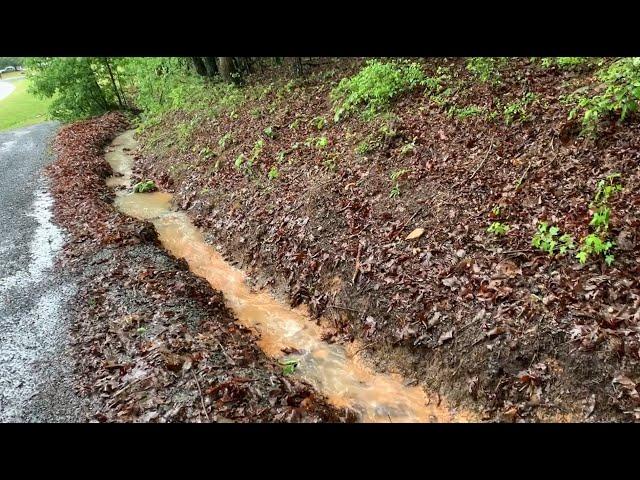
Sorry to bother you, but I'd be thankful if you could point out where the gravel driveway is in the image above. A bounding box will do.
[0,122,86,422]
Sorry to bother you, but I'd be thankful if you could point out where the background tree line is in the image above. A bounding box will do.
[25,57,307,122]
[0,57,23,69]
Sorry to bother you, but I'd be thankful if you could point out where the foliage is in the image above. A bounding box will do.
[466,58,505,85]
[268,166,279,180]
[263,126,276,139]
[389,168,409,198]
[25,57,129,122]
[447,105,484,119]
[503,92,536,125]
[279,358,299,375]
[487,222,509,236]
[532,222,575,256]
[133,180,157,193]
[576,173,622,265]
[540,57,591,70]
[331,59,426,121]
[235,139,264,176]
[568,57,640,135]
[218,132,233,150]
[315,136,329,149]
[424,66,454,106]
[0,57,23,69]
[311,116,327,130]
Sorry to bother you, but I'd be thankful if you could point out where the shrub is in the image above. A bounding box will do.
[487,222,509,236]
[133,180,157,193]
[568,57,640,135]
[331,59,426,121]
[466,58,505,85]
[532,222,575,256]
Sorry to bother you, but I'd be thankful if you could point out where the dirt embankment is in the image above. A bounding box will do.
[47,112,345,422]
[136,58,640,422]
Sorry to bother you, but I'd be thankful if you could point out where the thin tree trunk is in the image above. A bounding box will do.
[218,57,238,84]
[192,57,208,76]
[86,59,109,111]
[202,57,218,77]
[103,57,124,109]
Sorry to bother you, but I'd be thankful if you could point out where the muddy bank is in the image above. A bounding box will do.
[136,58,640,422]
[48,112,343,422]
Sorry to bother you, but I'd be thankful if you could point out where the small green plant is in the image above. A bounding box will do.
[539,57,591,70]
[576,234,615,265]
[235,139,265,177]
[532,222,575,256]
[268,166,279,180]
[289,118,301,130]
[466,58,505,85]
[400,141,417,155]
[487,222,509,236]
[503,92,536,125]
[218,132,233,150]
[263,126,276,139]
[133,180,157,193]
[311,116,327,130]
[447,105,484,119]
[491,206,501,216]
[315,136,329,149]
[592,172,622,206]
[424,66,454,105]
[280,358,299,375]
[576,173,622,265]
[331,59,426,121]
[389,168,409,198]
[198,145,215,160]
[356,138,375,155]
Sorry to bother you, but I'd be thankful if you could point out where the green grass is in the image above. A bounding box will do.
[0,70,24,80]
[0,79,51,131]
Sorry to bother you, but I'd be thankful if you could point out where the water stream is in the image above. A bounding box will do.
[106,130,475,423]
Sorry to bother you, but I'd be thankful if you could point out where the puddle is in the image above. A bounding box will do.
[107,130,476,423]
[0,188,65,294]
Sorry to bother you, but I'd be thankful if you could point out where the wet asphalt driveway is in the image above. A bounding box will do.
[0,122,86,422]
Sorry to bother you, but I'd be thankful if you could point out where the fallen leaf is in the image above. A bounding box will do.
[438,329,454,345]
[406,228,425,240]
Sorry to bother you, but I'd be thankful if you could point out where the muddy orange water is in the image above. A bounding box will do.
[106,130,476,423]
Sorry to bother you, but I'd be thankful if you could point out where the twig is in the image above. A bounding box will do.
[468,143,493,181]
[107,377,146,408]
[216,340,236,365]
[454,142,494,188]
[353,341,375,357]
[352,243,362,284]
[192,370,210,422]
[328,304,362,314]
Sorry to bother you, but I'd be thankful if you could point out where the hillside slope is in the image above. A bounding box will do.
[136,58,640,422]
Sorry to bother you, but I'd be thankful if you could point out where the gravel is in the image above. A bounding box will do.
[0,122,87,422]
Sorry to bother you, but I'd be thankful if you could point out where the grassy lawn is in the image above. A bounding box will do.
[0,78,51,131]
[0,70,24,80]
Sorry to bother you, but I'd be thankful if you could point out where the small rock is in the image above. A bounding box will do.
[406,228,425,240]
[456,249,466,258]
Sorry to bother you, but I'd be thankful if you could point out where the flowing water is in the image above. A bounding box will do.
[106,130,475,423]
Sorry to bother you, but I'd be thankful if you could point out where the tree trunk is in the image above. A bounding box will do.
[202,57,218,77]
[192,57,208,76]
[217,57,238,84]
[103,57,125,109]
[293,57,304,77]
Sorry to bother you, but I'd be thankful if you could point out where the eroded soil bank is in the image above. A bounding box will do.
[135,58,640,422]
[48,113,343,422]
